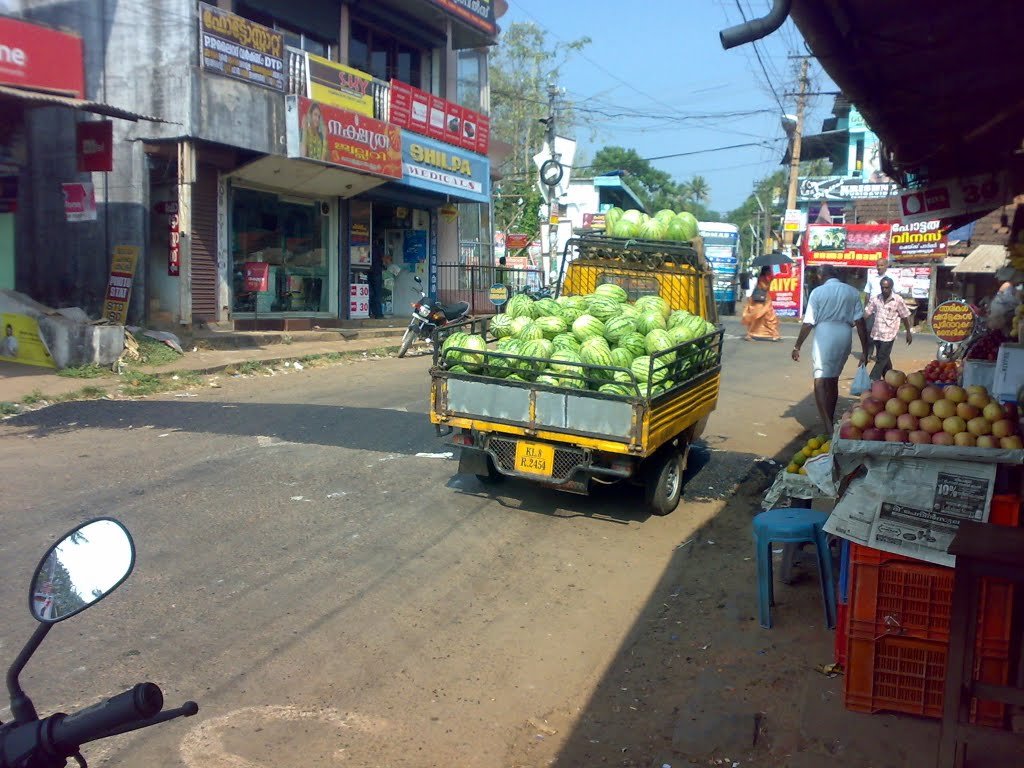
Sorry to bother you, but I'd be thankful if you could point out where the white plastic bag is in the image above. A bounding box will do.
[851,364,870,396]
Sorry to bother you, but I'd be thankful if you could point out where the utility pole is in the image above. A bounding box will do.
[543,83,559,282]
[783,57,810,251]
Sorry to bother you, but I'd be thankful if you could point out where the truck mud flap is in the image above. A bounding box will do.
[458,446,492,476]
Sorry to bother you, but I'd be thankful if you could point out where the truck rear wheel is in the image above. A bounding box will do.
[644,446,683,516]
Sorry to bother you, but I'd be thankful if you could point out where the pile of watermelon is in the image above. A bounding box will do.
[439,285,719,398]
[602,208,700,242]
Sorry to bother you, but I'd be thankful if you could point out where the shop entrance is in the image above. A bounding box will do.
[348,201,430,320]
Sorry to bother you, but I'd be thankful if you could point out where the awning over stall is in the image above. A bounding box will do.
[0,84,167,123]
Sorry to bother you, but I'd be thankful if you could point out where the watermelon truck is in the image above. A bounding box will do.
[428,233,723,515]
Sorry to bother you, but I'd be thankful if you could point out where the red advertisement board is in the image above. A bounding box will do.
[802,224,891,268]
[389,79,489,154]
[76,120,113,173]
[889,220,948,260]
[243,262,270,293]
[0,16,84,97]
[769,257,804,319]
[294,97,401,179]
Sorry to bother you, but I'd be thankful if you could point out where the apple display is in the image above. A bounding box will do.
[862,398,885,416]
[862,428,885,441]
[966,391,991,410]
[908,430,932,444]
[932,399,957,419]
[945,385,967,404]
[897,413,919,431]
[954,432,977,447]
[921,385,944,404]
[991,419,1017,439]
[942,416,967,435]
[874,411,897,430]
[897,384,920,403]
[885,429,909,442]
[982,402,1005,422]
[919,414,944,434]
[967,416,992,436]
[956,402,980,420]
[884,369,907,389]
[839,423,863,440]
[932,431,955,446]
[906,371,927,390]
[851,408,873,429]
[976,435,999,449]
[871,381,896,401]
[908,399,931,418]
[1001,436,1024,450]
[885,398,909,416]
[965,385,988,397]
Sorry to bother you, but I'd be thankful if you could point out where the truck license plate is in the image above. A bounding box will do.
[514,441,555,477]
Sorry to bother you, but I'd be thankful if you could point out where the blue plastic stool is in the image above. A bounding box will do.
[753,508,836,629]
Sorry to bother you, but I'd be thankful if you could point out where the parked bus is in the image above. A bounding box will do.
[698,222,741,316]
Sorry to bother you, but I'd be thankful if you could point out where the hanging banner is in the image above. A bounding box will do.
[889,220,948,260]
[802,223,891,268]
[61,182,96,222]
[769,257,804,318]
[287,96,402,178]
[305,53,373,116]
[101,245,139,325]
[0,16,84,97]
[168,213,180,276]
[76,120,113,172]
[243,262,270,292]
[389,80,489,154]
[198,2,284,91]
[899,170,1009,223]
[0,313,56,368]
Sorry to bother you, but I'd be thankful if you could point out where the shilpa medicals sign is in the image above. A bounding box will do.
[400,131,490,204]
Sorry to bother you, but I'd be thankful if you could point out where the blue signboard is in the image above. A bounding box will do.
[428,209,439,299]
[400,131,491,204]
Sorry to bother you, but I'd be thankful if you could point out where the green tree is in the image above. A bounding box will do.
[489,22,590,244]
[589,146,681,212]
[682,175,711,207]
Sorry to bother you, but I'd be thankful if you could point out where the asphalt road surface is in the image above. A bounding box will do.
[0,321,894,767]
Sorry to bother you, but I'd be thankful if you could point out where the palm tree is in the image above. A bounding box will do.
[686,175,710,206]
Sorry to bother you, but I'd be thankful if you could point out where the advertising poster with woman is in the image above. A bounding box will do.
[299,101,327,162]
[770,257,804,318]
[0,313,56,368]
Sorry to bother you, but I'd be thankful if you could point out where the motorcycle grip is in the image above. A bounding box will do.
[50,683,164,751]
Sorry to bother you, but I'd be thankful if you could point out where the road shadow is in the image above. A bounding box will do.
[2,400,437,455]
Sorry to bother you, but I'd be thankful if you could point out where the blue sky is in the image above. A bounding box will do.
[498,0,837,214]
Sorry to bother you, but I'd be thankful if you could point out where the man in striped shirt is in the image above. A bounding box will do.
[863,276,913,380]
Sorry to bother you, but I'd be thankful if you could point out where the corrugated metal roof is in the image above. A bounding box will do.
[952,244,1007,274]
[0,85,167,123]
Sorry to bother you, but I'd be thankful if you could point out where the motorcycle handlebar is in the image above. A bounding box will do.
[48,683,164,753]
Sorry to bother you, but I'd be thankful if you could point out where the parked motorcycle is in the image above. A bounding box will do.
[1,518,198,768]
[398,276,471,358]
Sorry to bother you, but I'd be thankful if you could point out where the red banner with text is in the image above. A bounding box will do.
[769,257,804,318]
[802,224,891,268]
[389,79,489,155]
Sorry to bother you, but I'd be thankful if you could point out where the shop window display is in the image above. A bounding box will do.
[231,188,329,315]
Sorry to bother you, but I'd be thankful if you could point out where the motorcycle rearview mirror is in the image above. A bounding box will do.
[414,275,422,285]
[30,518,135,624]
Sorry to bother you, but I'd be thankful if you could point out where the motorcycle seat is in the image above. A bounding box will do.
[441,301,469,320]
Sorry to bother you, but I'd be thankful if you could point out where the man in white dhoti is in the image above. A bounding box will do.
[791,266,869,432]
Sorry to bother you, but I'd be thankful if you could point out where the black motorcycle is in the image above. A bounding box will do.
[398,276,470,358]
[1,518,197,768]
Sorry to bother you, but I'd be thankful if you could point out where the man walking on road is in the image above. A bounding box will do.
[791,266,870,432]
[863,276,913,380]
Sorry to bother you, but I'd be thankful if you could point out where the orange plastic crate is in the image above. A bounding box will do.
[835,602,849,667]
[843,630,1009,726]
[848,559,1014,648]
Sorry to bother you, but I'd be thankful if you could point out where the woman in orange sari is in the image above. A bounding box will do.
[741,266,781,341]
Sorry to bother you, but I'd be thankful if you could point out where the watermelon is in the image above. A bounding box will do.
[603,315,637,343]
[620,209,645,227]
[487,354,513,378]
[557,295,587,311]
[639,218,666,241]
[441,331,468,354]
[631,355,668,384]
[637,311,668,334]
[535,315,568,339]
[457,334,487,371]
[644,329,676,364]
[535,374,561,387]
[559,376,587,389]
[506,293,536,319]
[506,374,529,382]
[580,338,614,381]
[618,303,639,321]
[585,295,620,320]
[557,305,584,324]
[572,314,605,342]
[665,218,690,242]
[523,338,554,362]
[489,314,514,338]
[654,209,677,225]
[617,332,647,358]
[668,324,698,346]
[668,309,694,330]
[599,383,634,397]
[517,321,545,342]
[448,365,468,374]
[604,206,623,230]
[533,298,560,317]
[635,295,670,319]
[548,349,583,375]
[674,212,699,241]
[594,283,628,303]
[613,217,639,239]
[610,347,635,370]
[551,333,581,353]
[510,316,532,337]
[497,335,519,350]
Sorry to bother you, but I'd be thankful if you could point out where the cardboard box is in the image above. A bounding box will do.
[963,360,996,392]
[992,343,1024,402]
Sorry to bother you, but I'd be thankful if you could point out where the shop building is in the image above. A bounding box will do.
[3,0,500,329]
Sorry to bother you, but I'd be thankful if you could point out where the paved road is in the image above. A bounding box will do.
[0,320,925,767]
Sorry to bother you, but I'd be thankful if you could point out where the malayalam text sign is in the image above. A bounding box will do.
[802,224,890,268]
[889,220,948,260]
[931,301,976,344]
[770,257,804,319]
[288,96,402,178]
[199,3,284,92]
